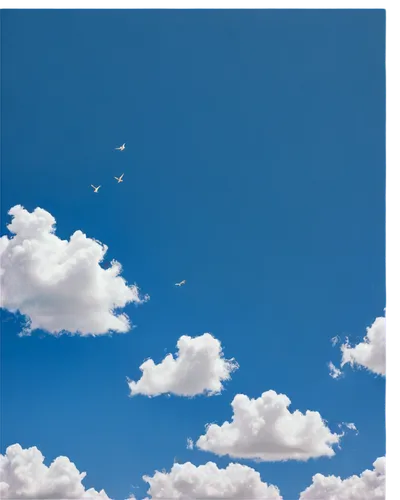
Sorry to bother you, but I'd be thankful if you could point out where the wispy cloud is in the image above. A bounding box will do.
[344,422,359,434]
[331,335,340,347]
[328,361,343,379]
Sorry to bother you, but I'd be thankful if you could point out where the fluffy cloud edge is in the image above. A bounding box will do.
[0,443,111,499]
[195,389,341,462]
[142,461,283,499]
[0,205,149,337]
[3,443,385,500]
[127,333,239,397]
[299,456,385,500]
[329,314,386,378]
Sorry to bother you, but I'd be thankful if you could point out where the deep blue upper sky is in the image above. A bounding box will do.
[1,9,385,500]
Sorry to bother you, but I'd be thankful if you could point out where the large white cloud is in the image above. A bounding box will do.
[196,390,340,462]
[299,456,385,500]
[143,461,282,499]
[329,317,392,378]
[0,443,110,499]
[127,333,238,397]
[0,205,149,336]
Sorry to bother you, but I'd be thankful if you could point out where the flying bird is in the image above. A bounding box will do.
[115,143,126,151]
[91,185,101,193]
[114,173,124,183]
[175,280,186,287]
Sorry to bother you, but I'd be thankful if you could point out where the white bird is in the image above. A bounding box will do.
[115,143,126,151]
[114,173,124,183]
[91,185,101,193]
[175,280,186,287]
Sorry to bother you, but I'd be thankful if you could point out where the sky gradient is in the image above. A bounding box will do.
[1,9,385,500]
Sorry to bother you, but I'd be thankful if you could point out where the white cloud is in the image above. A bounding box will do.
[127,333,238,397]
[343,422,358,434]
[186,438,194,450]
[0,443,110,499]
[336,422,358,440]
[0,205,148,336]
[331,335,340,347]
[143,461,282,499]
[299,456,385,500]
[328,361,343,379]
[340,315,386,376]
[196,390,340,462]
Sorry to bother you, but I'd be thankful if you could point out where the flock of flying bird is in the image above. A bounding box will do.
[90,143,126,193]
[93,143,186,289]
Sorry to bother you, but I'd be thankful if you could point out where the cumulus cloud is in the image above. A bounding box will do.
[340,316,386,376]
[186,438,194,450]
[0,205,148,336]
[196,390,340,462]
[127,333,238,397]
[143,461,282,499]
[299,456,385,500]
[0,443,110,499]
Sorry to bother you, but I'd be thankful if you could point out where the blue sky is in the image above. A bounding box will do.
[1,9,385,500]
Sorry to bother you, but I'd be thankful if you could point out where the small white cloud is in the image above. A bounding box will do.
[186,438,194,450]
[299,456,385,500]
[328,361,343,379]
[343,422,358,434]
[340,315,386,376]
[0,205,148,336]
[0,443,110,499]
[143,461,282,499]
[331,335,340,347]
[127,333,238,397]
[196,390,340,462]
